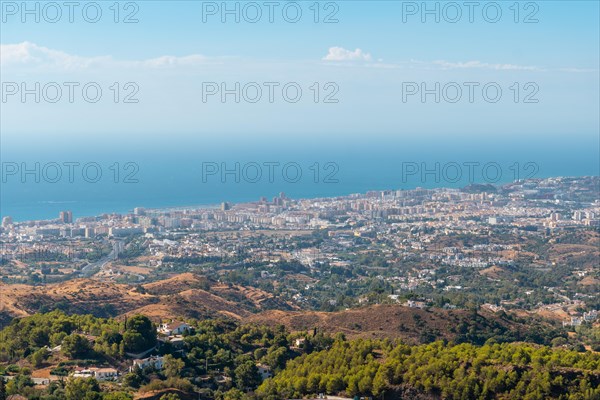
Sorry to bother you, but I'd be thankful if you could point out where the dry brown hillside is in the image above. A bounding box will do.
[142,273,210,295]
[0,273,295,326]
[121,288,253,322]
[0,279,155,322]
[1,275,556,344]
[244,304,545,344]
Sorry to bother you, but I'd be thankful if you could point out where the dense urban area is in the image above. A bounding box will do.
[1,176,599,399]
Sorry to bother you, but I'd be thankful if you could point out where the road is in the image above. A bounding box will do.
[79,240,121,278]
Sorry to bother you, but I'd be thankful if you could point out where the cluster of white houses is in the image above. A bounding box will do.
[563,310,599,327]
[13,319,275,386]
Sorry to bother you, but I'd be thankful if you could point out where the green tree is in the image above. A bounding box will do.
[29,327,49,347]
[65,377,101,400]
[159,394,181,400]
[5,374,33,395]
[326,374,344,394]
[234,361,260,390]
[164,355,185,378]
[222,388,244,400]
[30,347,49,367]
[372,370,388,396]
[121,372,142,389]
[0,379,6,400]
[62,334,92,358]
[123,315,156,353]
[103,392,133,400]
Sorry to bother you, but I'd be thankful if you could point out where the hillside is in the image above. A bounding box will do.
[0,273,295,327]
[245,304,561,345]
[0,279,155,323]
[258,338,600,399]
[1,273,562,345]
[120,288,253,321]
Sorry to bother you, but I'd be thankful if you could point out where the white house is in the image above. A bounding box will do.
[72,367,118,381]
[158,321,191,336]
[583,310,598,322]
[72,369,94,379]
[563,317,583,327]
[131,355,164,371]
[406,300,426,309]
[94,368,119,381]
[256,363,272,380]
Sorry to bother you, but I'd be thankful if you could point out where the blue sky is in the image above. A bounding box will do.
[1,1,599,153]
[2,1,599,62]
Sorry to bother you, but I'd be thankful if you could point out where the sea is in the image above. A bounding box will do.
[1,136,598,222]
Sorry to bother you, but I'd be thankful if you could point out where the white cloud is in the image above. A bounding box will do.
[432,60,540,71]
[3,42,590,75]
[320,50,542,71]
[323,47,372,62]
[557,67,598,73]
[139,54,210,68]
[0,42,111,69]
[0,42,215,70]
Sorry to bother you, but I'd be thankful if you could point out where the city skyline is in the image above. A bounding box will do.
[2,174,598,223]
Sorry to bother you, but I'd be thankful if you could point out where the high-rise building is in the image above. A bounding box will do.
[221,202,231,211]
[59,211,73,224]
[134,207,146,216]
[139,216,154,228]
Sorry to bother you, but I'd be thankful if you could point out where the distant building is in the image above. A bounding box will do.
[1,216,13,228]
[583,310,598,322]
[221,202,231,211]
[406,300,426,309]
[158,321,191,336]
[134,207,146,216]
[36,227,61,236]
[69,228,85,237]
[256,363,273,380]
[562,317,583,327]
[109,227,143,237]
[482,303,505,313]
[138,216,154,228]
[488,216,513,225]
[73,367,118,381]
[59,211,73,224]
[131,355,164,371]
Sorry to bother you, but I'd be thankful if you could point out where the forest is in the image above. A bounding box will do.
[1,311,599,399]
[258,339,600,400]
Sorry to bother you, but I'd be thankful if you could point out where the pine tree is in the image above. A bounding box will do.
[0,378,6,400]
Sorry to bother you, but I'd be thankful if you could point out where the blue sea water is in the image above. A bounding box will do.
[1,136,599,222]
